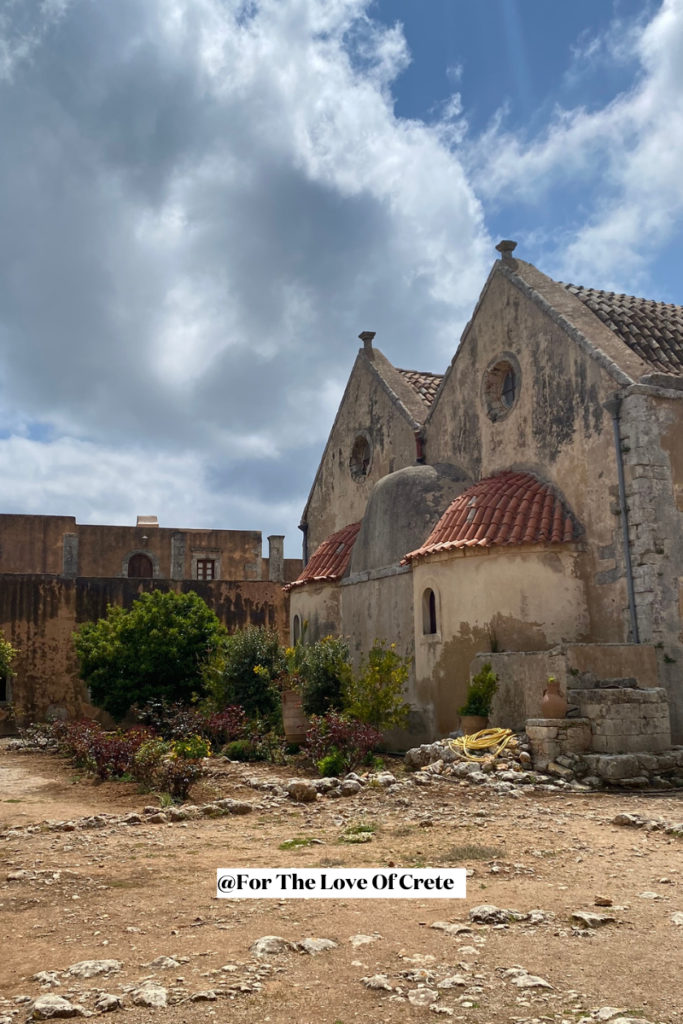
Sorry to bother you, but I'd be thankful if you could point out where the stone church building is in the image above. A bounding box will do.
[287,242,683,746]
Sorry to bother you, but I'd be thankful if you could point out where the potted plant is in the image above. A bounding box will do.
[458,663,498,735]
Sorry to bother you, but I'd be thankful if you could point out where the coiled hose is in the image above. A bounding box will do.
[448,727,514,763]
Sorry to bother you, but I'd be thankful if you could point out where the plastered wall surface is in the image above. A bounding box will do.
[288,583,342,645]
[425,268,630,648]
[0,575,291,729]
[412,545,589,739]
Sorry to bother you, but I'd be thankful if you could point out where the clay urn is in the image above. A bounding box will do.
[460,715,489,736]
[540,677,568,719]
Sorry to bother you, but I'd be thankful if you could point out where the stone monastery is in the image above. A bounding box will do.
[287,241,683,750]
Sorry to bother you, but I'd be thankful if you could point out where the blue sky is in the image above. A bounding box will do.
[0,0,682,554]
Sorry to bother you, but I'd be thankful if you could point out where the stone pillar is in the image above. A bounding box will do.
[62,534,79,578]
[170,532,187,580]
[268,535,285,583]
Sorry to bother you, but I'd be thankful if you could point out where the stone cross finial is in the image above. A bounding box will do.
[359,331,376,359]
[495,240,518,266]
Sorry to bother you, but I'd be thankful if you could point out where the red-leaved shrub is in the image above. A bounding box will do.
[49,720,150,779]
[303,712,381,773]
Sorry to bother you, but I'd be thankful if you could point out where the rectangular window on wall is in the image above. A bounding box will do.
[196,559,216,580]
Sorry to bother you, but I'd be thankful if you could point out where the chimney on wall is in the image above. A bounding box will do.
[268,535,285,582]
[137,515,159,528]
[359,331,376,360]
[495,239,518,268]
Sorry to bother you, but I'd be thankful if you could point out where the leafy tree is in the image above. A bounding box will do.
[74,590,226,721]
[296,635,353,717]
[346,640,411,732]
[0,630,16,680]
[205,625,284,721]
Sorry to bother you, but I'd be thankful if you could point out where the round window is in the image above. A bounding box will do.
[482,355,521,422]
[350,433,372,481]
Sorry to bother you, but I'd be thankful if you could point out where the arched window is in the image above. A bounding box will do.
[292,614,301,645]
[128,553,153,578]
[422,588,437,635]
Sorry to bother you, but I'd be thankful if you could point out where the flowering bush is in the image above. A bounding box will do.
[173,734,211,760]
[303,712,382,775]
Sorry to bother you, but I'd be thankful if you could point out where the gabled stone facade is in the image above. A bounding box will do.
[294,244,683,745]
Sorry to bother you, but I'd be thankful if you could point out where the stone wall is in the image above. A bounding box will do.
[567,685,671,753]
[470,643,659,733]
[0,574,291,730]
[0,515,302,583]
[618,388,683,742]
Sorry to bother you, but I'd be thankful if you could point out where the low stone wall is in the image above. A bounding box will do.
[542,748,683,789]
[567,686,671,753]
[525,718,592,770]
[471,643,659,733]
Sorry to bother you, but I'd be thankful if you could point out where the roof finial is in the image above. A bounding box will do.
[359,331,376,360]
[495,240,518,267]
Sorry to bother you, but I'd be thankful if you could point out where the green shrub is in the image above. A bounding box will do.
[297,636,352,717]
[223,738,264,762]
[346,640,411,732]
[316,749,346,778]
[74,590,226,721]
[132,738,171,789]
[206,626,284,722]
[458,663,498,717]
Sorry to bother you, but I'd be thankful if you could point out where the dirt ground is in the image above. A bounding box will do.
[1,742,682,1024]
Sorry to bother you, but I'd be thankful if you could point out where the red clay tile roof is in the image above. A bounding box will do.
[562,283,683,375]
[396,368,444,406]
[403,472,576,562]
[284,522,361,590]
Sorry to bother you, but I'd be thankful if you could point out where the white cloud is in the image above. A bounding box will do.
[2,0,681,555]
[469,0,683,287]
[0,0,492,550]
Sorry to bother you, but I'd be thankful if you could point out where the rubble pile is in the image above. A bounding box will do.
[406,734,683,793]
[404,734,582,794]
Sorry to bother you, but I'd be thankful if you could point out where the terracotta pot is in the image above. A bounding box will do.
[282,689,311,745]
[460,714,489,736]
[540,678,568,719]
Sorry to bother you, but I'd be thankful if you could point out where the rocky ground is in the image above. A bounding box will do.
[1,740,683,1024]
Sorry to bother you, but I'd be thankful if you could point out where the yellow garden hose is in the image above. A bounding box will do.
[447,727,514,763]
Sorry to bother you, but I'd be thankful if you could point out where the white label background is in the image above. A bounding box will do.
[216,868,466,899]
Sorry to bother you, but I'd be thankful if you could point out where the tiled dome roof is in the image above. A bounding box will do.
[403,471,576,562]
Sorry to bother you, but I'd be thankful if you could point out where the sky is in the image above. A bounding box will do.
[1,0,682,556]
